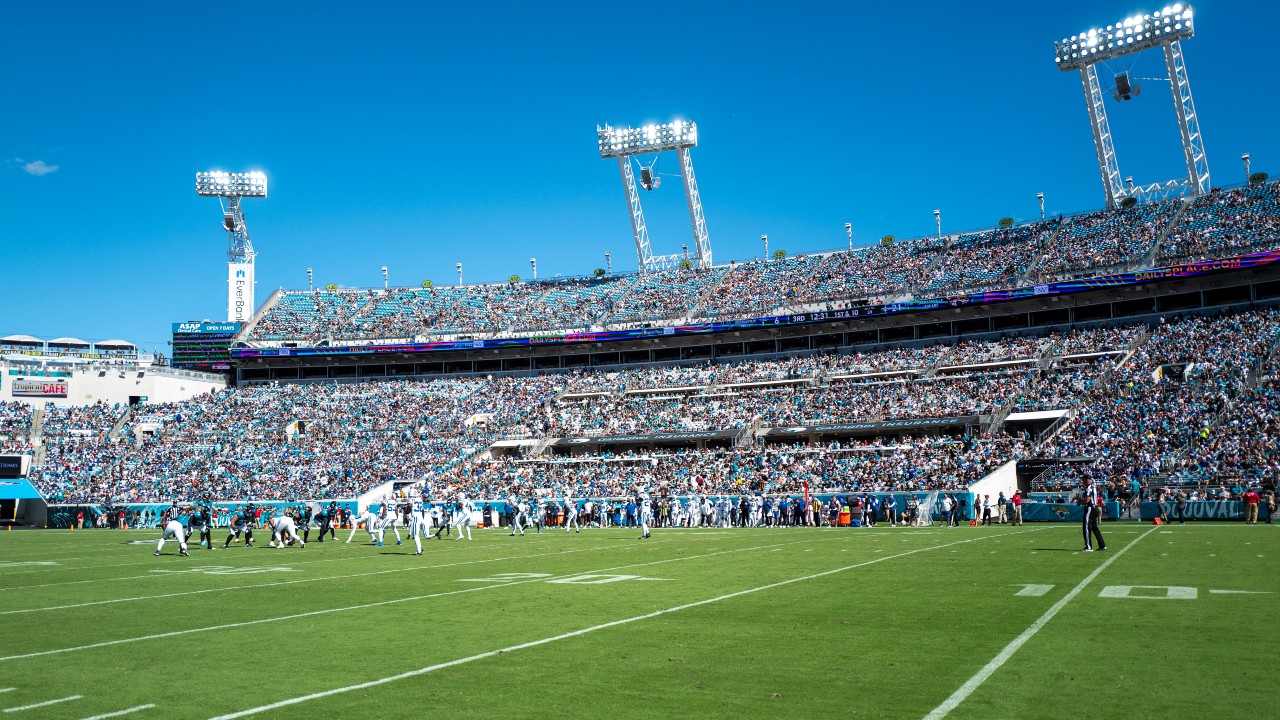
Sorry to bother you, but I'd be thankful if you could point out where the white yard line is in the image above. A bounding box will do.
[208,529,1037,720]
[0,537,829,663]
[921,526,1156,720]
[3,695,82,713]
[77,704,156,720]
[0,532,677,593]
[0,539,670,615]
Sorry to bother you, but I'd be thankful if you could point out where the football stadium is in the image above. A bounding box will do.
[2,3,1277,719]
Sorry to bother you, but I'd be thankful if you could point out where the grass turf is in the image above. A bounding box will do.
[0,521,1274,719]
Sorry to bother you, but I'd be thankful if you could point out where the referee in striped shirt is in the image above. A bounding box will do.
[1081,479,1106,552]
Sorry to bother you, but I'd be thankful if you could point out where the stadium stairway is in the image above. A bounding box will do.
[1015,223,1065,286]
[30,406,46,466]
[1135,199,1190,271]
[233,288,282,343]
[682,268,736,323]
[107,407,133,442]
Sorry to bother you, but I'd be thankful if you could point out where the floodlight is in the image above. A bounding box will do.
[195,171,268,198]
[1055,5,1194,71]
[597,121,698,158]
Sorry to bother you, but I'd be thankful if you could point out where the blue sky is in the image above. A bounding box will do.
[2,1,1275,352]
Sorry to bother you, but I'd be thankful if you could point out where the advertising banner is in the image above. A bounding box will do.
[172,322,242,335]
[12,378,68,398]
[228,263,254,323]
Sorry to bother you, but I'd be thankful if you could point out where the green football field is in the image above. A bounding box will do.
[0,521,1275,719]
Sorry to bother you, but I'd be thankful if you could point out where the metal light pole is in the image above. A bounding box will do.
[381,266,388,290]
[1242,153,1251,181]
[1037,193,1045,221]
[761,234,768,259]
[530,257,537,280]
[845,223,853,252]
[933,210,941,239]
[456,262,463,286]
[604,252,611,275]
[306,267,313,292]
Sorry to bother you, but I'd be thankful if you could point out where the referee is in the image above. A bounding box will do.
[1081,479,1106,552]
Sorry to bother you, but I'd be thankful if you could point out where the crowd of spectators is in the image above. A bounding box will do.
[0,400,33,453]
[444,432,1027,500]
[923,221,1058,295]
[235,183,1280,346]
[1036,200,1181,278]
[606,266,728,325]
[250,290,367,342]
[1160,183,1280,264]
[1040,309,1280,487]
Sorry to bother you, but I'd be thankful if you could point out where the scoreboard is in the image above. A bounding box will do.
[171,322,242,372]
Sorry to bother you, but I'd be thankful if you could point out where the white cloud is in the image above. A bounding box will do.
[21,159,59,176]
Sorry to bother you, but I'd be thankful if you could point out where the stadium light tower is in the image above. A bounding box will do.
[1037,192,1045,221]
[597,120,712,274]
[196,171,267,323]
[604,251,612,275]
[845,223,853,252]
[1054,4,1208,208]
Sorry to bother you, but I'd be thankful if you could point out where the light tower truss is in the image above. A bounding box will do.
[196,171,267,323]
[1054,4,1208,208]
[598,121,712,274]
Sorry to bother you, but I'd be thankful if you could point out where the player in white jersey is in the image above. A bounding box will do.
[508,495,527,536]
[155,516,190,556]
[636,485,652,539]
[345,508,381,544]
[452,495,476,540]
[749,495,763,528]
[377,494,403,547]
[407,491,429,555]
[268,514,306,549]
[563,495,580,533]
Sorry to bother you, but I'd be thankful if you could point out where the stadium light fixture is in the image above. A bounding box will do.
[195,171,268,198]
[456,262,463,286]
[1242,153,1251,181]
[307,267,313,292]
[1037,193,1045,221]
[382,266,388,290]
[845,223,853,252]
[196,169,266,323]
[1053,3,1208,208]
[761,234,768,259]
[597,121,697,158]
[934,209,941,239]
[530,257,537,280]
[1054,5,1195,72]
[597,119,712,274]
[604,251,611,275]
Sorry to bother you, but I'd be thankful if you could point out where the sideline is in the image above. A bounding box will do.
[921,526,1157,720]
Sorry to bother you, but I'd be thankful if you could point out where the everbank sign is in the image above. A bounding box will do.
[227,262,254,323]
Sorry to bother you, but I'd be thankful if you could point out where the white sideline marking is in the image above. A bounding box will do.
[1209,589,1274,595]
[0,531,694,590]
[3,695,82,712]
[0,538,817,662]
[0,537,674,610]
[78,704,156,720]
[922,526,1155,720]
[207,530,1034,720]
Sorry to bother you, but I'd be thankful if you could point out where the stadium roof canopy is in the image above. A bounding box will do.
[1,334,42,343]
[47,337,89,346]
[95,339,136,347]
